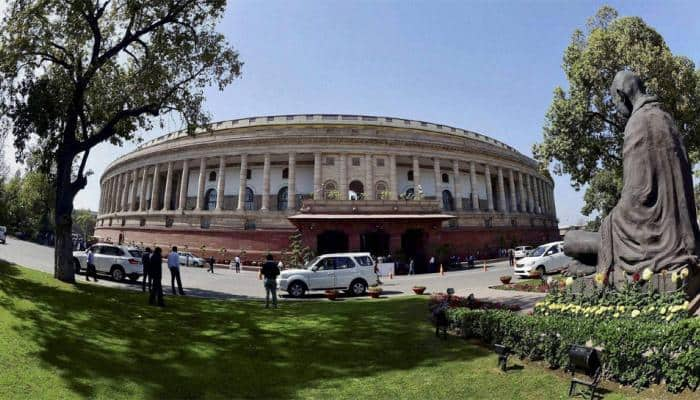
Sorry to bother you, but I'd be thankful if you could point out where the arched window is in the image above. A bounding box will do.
[277,187,288,210]
[245,187,255,210]
[323,181,338,200]
[205,188,217,210]
[404,188,415,199]
[282,168,289,179]
[375,181,388,199]
[348,180,364,200]
[407,170,414,181]
[442,189,454,211]
[442,173,449,183]
[209,171,217,182]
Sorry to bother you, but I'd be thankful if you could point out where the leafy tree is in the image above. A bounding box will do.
[73,209,96,239]
[283,231,314,269]
[0,1,242,282]
[534,6,700,219]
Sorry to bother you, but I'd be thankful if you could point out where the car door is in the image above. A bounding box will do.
[93,245,111,272]
[308,257,335,289]
[333,256,356,288]
[99,246,122,273]
[544,245,560,273]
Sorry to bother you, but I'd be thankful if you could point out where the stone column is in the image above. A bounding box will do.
[261,153,271,211]
[517,171,526,213]
[288,153,296,210]
[178,159,189,211]
[339,153,347,200]
[526,174,534,213]
[389,154,398,200]
[162,162,174,211]
[237,154,248,211]
[313,152,321,200]
[139,167,148,211]
[484,165,494,211]
[195,158,207,210]
[550,185,557,218]
[121,173,130,212]
[109,176,117,213]
[215,156,226,211]
[113,175,121,212]
[150,164,161,211]
[129,170,138,211]
[412,156,421,194]
[508,169,517,213]
[365,154,374,200]
[469,161,479,210]
[452,160,462,211]
[535,176,542,214]
[433,158,441,204]
[102,180,109,213]
[497,167,506,212]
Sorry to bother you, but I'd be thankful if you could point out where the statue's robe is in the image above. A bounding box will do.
[598,95,700,274]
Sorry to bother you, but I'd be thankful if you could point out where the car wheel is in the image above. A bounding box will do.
[350,279,367,296]
[536,266,545,276]
[111,266,125,282]
[193,262,199,268]
[73,259,81,274]
[288,281,306,298]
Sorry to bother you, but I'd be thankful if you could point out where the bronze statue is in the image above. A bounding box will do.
[564,71,699,293]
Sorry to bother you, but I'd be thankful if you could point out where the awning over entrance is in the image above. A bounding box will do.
[288,213,455,221]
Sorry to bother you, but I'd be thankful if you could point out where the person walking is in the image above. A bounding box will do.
[207,256,215,273]
[429,256,436,274]
[259,254,280,308]
[408,257,415,275]
[148,247,165,307]
[234,255,241,273]
[167,246,185,295]
[508,249,515,267]
[86,247,98,282]
[141,247,152,292]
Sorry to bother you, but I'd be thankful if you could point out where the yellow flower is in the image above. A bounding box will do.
[565,277,574,287]
[631,310,640,318]
[680,268,689,279]
[618,306,625,312]
[647,306,655,313]
[594,273,605,286]
[671,272,680,283]
[613,312,620,318]
[665,315,673,322]
[595,308,604,315]
[683,301,690,309]
[641,268,653,281]
[659,307,667,315]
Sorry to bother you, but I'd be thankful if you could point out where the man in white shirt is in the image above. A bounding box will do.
[234,255,241,273]
[167,246,185,295]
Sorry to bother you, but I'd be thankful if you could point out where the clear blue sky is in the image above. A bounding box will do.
[4,0,699,225]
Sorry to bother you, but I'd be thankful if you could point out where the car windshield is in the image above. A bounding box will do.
[529,246,547,257]
[0,226,5,232]
[305,256,322,269]
[128,250,142,258]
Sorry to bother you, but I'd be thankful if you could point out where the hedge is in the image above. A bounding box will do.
[447,308,700,393]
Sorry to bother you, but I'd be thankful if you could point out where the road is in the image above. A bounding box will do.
[0,237,545,308]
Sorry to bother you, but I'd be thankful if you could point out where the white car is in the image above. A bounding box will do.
[514,241,572,278]
[73,243,144,282]
[0,226,6,244]
[177,252,206,267]
[277,252,380,298]
[513,246,532,259]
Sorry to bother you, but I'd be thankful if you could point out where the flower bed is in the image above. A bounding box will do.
[429,293,521,312]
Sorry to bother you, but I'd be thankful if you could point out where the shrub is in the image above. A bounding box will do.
[446,308,700,393]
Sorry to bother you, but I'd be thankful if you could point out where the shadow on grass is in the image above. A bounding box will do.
[0,260,492,399]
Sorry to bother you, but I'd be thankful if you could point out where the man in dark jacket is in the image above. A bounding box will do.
[141,247,152,292]
[148,247,165,307]
[259,254,281,308]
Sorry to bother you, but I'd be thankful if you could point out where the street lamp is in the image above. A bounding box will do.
[567,345,602,400]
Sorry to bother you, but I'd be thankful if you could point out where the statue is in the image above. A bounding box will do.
[564,71,700,294]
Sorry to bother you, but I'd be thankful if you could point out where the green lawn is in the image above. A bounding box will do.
[0,261,681,400]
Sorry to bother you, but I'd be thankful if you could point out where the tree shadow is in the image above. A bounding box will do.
[0,260,492,399]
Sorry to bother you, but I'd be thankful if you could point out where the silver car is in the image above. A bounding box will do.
[73,243,144,282]
[0,226,6,244]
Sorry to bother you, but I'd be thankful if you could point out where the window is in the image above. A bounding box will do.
[375,182,388,199]
[246,169,252,180]
[209,171,217,182]
[442,190,454,211]
[404,188,415,199]
[442,173,449,183]
[277,187,288,210]
[352,157,361,166]
[354,255,374,267]
[128,250,143,258]
[407,170,414,181]
[315,258,335,271]
[200,216,210,229]
[323,181,338,200]
[244,187,255,210]
[100,246,123,256]
[282,168,289,179]
[334,257,356,270]
[205,188,217,210]
[325,157,335,166]
[376,158,385,167]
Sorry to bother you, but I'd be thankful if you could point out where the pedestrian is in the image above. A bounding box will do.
[508,249,515,267]
[277,259,284,270]
[207,256,215,273]
[149,247,165,307]
[234,255,241,273]
[259,254,280,308]
[141,247,152,292]
[408,257,415,275]
[167,246,185,295]
[429,256,436,273]
[86,247,98,282]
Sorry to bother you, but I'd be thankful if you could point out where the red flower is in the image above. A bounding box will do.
[632,272,641,282]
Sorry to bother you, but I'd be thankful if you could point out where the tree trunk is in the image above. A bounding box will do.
[54,155,76,283]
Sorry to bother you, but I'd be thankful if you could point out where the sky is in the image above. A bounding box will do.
[2,0,699,226]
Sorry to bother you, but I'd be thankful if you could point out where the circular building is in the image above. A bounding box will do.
[95,114,559,264]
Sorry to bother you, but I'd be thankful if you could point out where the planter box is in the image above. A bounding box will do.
[368,291,381,298]
[413,287,426,295]
[325,291,338,300]
[499,277,512,284]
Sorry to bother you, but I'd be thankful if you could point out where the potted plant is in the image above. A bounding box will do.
[412,285,426,295]
[499,275,512,284]
[368,286,383,298]
[529,271,541,279]
[325,289,339,300]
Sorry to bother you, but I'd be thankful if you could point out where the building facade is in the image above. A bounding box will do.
[95,114,559,264]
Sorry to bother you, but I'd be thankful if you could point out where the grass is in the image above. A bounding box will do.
[0,261,684,400]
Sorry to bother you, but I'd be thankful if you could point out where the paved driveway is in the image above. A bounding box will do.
[0,237,545,308]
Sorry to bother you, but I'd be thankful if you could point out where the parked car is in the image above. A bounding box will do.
[0,226,6,244]
[277,252,380,298]
[72,243,143,282]
[513,241,571,278]
[513,246,533,259]
[177,252,206,267]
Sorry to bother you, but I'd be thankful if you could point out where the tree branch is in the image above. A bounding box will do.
[586,111,624,132]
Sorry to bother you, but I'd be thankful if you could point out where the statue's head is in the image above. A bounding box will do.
[611,70,645,118]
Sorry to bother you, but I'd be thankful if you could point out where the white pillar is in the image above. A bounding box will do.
[365,154,374,200]
[120,173,129,212]
[162,161,174,211]
[128,170,138,211]
[237,154,248,211]
[113,175,121,213]
[339,153,347,200]
[215,156,226,211]
[150,164,161,211]
[178,160,189,211]
[389,154,398,200]
[412,156,421,194]
[508,169,517,213]
[433,158,441,206]
[470,161,479,210]
[139,167,148,211]
[288,152,296,210]
[484,165,494,211]
[195,158,206,210]
[526,174,534,213]
[497,167,506,212]
[261,153,271,211]
[453,160,462,210]
[313,152,321,200]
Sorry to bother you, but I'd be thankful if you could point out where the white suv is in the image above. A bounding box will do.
[277,252,380,298]
[513,246,532,259]
[514,241,572,278]
[177,252,206,267]
[73,243,144,282]
[0,226,6,244]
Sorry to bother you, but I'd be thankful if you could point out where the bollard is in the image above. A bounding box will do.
[440,264,444,276]
[483,260,487,272]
